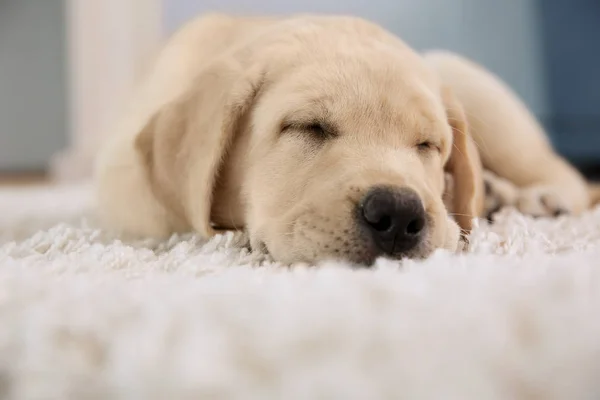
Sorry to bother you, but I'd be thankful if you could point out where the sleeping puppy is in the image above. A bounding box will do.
[95,13,592,265]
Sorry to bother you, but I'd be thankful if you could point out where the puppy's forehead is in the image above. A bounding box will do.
[280,58,448,137]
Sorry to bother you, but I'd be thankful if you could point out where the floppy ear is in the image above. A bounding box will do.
[441,87,483,235]
[135,58,263,237]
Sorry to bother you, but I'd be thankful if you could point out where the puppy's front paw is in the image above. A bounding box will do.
[516,186,569,218]
[483,171,518,219]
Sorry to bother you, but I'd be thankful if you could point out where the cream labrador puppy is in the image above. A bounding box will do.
[95,13,593,265]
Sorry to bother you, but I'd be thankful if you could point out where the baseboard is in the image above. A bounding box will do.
[0,170,49,186]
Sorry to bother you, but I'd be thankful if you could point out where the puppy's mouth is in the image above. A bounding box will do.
[249,185,439,265]
[250,216,433,267]
[354,224,433,266]
[266,226,431,266]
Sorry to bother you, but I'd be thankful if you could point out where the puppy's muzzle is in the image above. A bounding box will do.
[359,186,426,256]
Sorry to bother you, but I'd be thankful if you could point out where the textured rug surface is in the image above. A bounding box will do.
[1,184,600,400]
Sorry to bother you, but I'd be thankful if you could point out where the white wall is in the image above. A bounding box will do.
[52,0,161,181]
[163,0,549,116]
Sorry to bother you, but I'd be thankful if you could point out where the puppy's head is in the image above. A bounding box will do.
[137,25,478,265]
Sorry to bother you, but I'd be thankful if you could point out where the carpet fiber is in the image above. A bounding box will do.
[1,184,600,399]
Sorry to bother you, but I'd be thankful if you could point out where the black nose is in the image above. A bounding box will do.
[359,186,426,256]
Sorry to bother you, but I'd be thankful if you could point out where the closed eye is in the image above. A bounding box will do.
[281,120,337,139]
[304,122,328,138]
[416,141,440,153]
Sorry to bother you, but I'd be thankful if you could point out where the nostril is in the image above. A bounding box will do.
[406,217,425,235]
[369,214,392,232]
[362,195,395,232]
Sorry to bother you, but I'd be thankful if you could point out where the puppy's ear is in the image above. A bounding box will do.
[442,87,483,234]
[136,59,263,237]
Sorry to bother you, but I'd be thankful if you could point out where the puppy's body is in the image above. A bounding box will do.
[95,13,591,265]
[425,51,590,217]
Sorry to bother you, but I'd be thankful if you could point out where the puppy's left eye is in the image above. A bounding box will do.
[304,123,328,138]
[417,142,435,151]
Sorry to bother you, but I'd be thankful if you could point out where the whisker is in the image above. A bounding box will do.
[448,212,476,218]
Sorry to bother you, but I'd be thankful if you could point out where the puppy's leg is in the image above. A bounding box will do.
[425,51,590,217]
[478,169,561,221]
[483,170,569,219]
[482,170,519,219]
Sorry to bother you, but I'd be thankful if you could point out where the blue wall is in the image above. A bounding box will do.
[163,0,550,119]
[163,0,600,165]
[539,0,600,164]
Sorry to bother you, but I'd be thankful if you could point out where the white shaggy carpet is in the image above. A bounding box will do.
[1,184,600,400]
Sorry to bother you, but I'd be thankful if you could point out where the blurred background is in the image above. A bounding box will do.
[0,0,599,182]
